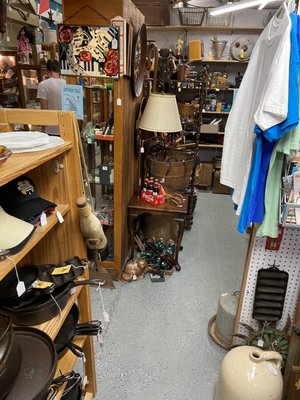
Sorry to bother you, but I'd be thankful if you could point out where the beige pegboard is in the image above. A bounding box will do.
[236,229,300,338]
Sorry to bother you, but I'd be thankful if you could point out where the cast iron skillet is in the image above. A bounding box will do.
[47,371,82,400]
[55,303,102,358]
[5,327,57,400]
[0,279,104,326]
[0,314,22,400]
[0,256,85,309]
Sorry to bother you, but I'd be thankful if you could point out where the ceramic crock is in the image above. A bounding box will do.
[215,346,283,400]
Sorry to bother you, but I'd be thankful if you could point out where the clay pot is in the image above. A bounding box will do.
[215,346,283,400]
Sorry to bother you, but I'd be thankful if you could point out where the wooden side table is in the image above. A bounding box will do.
[127,195,188,270]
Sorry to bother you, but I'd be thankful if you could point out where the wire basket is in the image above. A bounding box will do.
[206,12,233,27]
[178,7,208,26]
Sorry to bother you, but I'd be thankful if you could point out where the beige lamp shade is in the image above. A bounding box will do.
[139,93,182,132]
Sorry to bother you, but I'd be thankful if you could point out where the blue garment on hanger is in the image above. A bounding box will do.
[237,13,299,233]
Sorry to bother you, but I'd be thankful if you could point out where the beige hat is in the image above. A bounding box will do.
[0,207,35,256]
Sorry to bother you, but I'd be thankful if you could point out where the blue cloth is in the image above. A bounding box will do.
[237,138,261,233]
[237,13,299,233]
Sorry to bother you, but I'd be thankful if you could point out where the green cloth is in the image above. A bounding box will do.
[256,120,300,238]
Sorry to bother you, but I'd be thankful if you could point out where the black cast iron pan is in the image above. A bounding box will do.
[0,256,85,309]
[55,303,102,358]
[252,266,289,322]
[0,314,22,400]
[47,371,82,400]
[0,279,104,326]
[5,327,57,400]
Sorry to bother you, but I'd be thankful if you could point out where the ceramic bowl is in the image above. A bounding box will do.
[0,146,12,166]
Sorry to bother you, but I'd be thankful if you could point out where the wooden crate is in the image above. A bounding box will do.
[212,169,231,195]
[195,161,213,187]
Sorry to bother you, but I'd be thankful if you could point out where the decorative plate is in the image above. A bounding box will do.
[131,24,147,97]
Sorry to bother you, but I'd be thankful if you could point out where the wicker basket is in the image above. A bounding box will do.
[147,151,195,191]
[178,7,208,26]
[178,102,198,118]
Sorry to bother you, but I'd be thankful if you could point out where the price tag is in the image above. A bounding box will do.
[32,280,54,289]
[103,311,110,322]
[140,146,144,153]
[55,209,64,223]
[16,281,26,297]
[112,38,118,50]
[51,265,72,275]
[117,98,122,106]
[81,375,88,389]
[103,166,108,170]
[132,274,137,281]
[97,334,104,344]
[257,339,264,347]
[40,212,47,227]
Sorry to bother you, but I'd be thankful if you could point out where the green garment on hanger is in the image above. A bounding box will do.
[256,107,300,238]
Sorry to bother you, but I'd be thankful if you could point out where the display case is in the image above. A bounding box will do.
[17,64,47,109]
[0,51,20,108]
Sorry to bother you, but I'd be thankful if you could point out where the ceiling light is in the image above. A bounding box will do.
[258,0,271,10]
[209,0,263,16]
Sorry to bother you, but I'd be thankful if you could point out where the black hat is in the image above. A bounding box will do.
[0,176,57,224]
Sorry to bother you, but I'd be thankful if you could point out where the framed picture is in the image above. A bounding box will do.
[58,25,119,78]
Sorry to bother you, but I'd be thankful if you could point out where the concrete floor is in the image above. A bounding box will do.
[90,191,249,400]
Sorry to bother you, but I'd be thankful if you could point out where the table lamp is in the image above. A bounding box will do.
[139,92,182,133]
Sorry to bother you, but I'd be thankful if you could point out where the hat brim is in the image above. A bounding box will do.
[3,198,57,223]
[0,208,35,255]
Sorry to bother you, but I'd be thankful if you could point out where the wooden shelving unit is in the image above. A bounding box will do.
[0,109,97,398]
[147,25,264,32]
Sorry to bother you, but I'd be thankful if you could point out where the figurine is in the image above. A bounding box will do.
[17,27,34,64]
[175,35,184,58]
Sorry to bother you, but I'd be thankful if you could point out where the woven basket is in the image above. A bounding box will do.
[147,150,195,191]
[178,102,198,118]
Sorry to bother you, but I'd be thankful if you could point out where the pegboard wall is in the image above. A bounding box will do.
[237,229,300,337]
[147,8,274,61]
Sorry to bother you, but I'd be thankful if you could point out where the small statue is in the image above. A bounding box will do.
[17,27,35,64]
[175,35,184,58]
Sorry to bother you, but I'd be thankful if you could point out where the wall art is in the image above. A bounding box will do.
[58,24,119,78]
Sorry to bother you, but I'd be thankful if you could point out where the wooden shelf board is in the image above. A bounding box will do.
[199,144,223,148]
[202,111,230,115]
[179,143,223,148]
[201,131,225,135]
[95,134,114,141]
[99,260,114,268]
[54,336,87,400]
[0,204,70,280]
[192,59,248,64]
[84,393,94,400]
[147,25,264,32]
[0,142,73,187]
[34,284,83,340]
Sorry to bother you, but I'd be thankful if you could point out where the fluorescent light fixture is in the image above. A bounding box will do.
[209,0,263,16]
[258,0,271,9]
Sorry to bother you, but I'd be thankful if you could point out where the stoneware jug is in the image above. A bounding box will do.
[215,346,283,400]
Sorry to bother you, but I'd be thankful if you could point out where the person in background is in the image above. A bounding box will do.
[37,59,65,136]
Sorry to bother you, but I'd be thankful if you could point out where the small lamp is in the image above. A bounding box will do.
[139,92,182,133]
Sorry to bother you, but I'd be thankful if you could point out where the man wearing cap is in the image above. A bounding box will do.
[37,59,66,136]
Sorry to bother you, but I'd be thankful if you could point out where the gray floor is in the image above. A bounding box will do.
[90,192,249,400]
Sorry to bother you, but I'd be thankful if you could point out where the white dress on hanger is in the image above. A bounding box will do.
[221,5,291,214]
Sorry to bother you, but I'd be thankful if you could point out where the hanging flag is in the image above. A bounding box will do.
[39,0,50,15]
